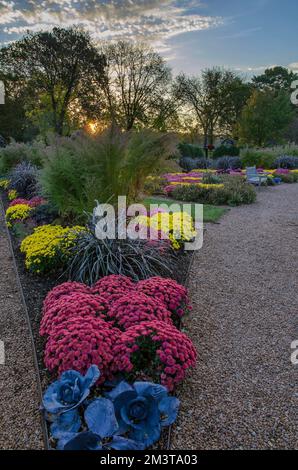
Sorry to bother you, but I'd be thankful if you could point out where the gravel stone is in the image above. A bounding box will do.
[0,203,44,449]
[170,184,298,450]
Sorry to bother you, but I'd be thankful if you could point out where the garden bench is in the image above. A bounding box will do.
[246,166,268,187]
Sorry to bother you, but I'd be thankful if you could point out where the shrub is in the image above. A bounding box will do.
[40,292,108,336]
[8,161,39,198]
[30,203,59,225]
[0,140,44,174]
[66,221,175,285]
[40,129,172,222]
[143,176,165,195]
[213,145,240,158]
[20,224,85,274]
[136,276,190,321]
[107,293,173,330]
[202,173,222,184]
[112,320,197,391]
[274,155,298,169]
[180,156,211,171]
[44,316,120,382]
[178,142,204,159]
[5,203,32,228]
[172,176,256,206]
[213,156,242,171]
[240,148,276,168]
[91,275,135,302]
[273,171,298,183]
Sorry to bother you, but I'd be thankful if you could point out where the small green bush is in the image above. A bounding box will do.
[202,173,222,184]
[178,142,204,158]
[0,141,44,174]
[240,148,276,168]
[274,172,298,183]
[213,145,240,158]
[172,176,256,206]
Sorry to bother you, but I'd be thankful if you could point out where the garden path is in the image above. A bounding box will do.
[171,184,298,449]
[0,202,44,449]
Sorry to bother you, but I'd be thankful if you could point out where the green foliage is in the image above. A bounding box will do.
[202,173,222,184]
[144,176,166,195]
[275,172,298,183]
[178,142,204,158]
[142,196,227,223]
[238,90,295,146]
[172,176,256,206]
[0,140,44,174]
[66,218,175,285]
[252,66,298,93]
[39,128,172,222]
[213,145,240,158]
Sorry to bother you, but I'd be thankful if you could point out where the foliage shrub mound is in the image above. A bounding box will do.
[136,276,190,322]
[240,148,276,168]
[40,129,172,222]
[108,293,173,330]
[180,156,211,171]
[40,292,108,336]
[8,161,39,198]
[44,316,120,382]
[112,320,197,391]
[274,155,298,169]
[178,142,204,159]
[172,175,256,206]
[30,203,59,225]
[213,144,240,158]
[66,222,175,285]
[213,156,242,170]
[0,141,44,174]
[274,169,298,183]
[91,275,135,302]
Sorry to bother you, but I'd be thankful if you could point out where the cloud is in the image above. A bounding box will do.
[288,62,298,71]
[0,0,223,52]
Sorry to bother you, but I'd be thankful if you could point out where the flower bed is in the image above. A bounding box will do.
[40,275,196,389]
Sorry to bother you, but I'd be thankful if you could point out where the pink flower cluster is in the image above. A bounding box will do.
[44,316,120,382]
[41,275,196,389]
[108,293,172,330]
[92,274,135,302]
[8,196,46,208]
[40,291,108,336]
[137,276,191,320]
[112,320,197,391]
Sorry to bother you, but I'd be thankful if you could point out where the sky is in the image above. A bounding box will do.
[0,0,298,78]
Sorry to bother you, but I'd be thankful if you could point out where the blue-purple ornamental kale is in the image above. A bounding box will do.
[42,365,180,450]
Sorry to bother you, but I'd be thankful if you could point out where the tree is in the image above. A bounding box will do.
[238,90,295,146]
[0,27,106,136]
[174,68,248,145]
[252,66,298,93]
[100,41,172,131]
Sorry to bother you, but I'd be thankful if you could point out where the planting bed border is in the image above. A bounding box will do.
[1,192,196,451]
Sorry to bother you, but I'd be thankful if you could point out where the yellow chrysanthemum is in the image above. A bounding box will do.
[20,224,85,274]
[5,203,32,228]
[0,179,10,190]
[8,189,18,201]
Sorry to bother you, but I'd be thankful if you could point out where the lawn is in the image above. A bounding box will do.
[143,196,228,223]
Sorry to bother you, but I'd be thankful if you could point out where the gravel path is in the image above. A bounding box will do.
[0,202,44,449]
[171,184,298,450]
